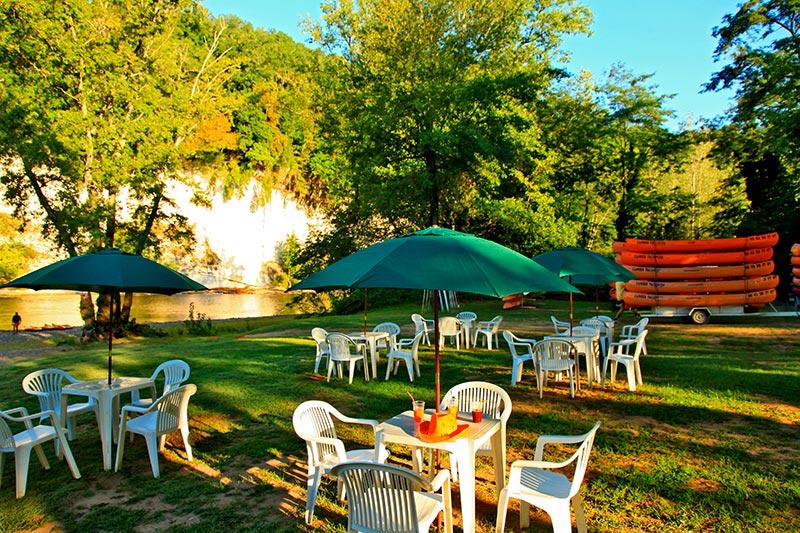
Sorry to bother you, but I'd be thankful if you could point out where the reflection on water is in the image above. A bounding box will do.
[0,290,297,330]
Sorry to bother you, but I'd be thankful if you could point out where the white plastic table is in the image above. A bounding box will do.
[62,377,155,470]
[375,410,504,533]
[458,317,475,349]
[349,331,390,379]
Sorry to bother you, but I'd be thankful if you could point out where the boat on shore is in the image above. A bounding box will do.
[625,275,779,295]
[620,289,777,308]
[502,293,524,309]
[624,261,774,280]
[618,247,773,267]
[622,232,778,253]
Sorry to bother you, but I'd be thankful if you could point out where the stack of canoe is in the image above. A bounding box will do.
[612,232,779,308]
[792,244,800,298]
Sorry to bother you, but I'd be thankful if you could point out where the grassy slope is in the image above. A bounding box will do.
[0,298,798,532]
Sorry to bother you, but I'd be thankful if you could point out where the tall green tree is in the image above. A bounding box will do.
[0,0,239,326]
[706,0,800,261]
[598,65,686,239]
[0,0,234,257]
[306,0,591,252]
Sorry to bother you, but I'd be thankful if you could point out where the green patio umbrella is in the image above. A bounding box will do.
[1,249,207,384]
[290,227,580,407]
[533,246,637,327]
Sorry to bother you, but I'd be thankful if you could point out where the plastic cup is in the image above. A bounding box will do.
[448,398,458,417]
[470,400,483,423]
[413,400,425,423]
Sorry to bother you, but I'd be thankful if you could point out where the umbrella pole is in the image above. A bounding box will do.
[569,276,574,335]
[434,290,440,412]
[108,293,114,386]
[595,286,600,317]
[363,288,368,335]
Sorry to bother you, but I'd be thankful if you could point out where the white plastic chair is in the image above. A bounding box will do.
[385,331,424,381]
[115,383,197,478]
[0,406,81,498]
[22,368,98,441]
[603,330,648,391]
[292,400,389,525]
[534,339,577,398]
[474,315,503,350]
[130,359,190,408]
[620,317,649,356]
[496,421,602,533]
[326,333,369,384]
[372,322,401,353]
[411,313,435,346]
[440,381,512,483]
[550,316,571,334]
[503,330,537,387]
[311,327,330,373]
[438,316,462,350]
[330,461,453,533]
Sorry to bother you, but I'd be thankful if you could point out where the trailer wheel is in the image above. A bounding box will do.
[690,309,710,325]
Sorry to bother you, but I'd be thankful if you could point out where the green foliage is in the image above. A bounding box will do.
[306,0,592,244]
[0,0,234,256]
[183,302,216,336]
[0,213,39,283]
[707,0,800,253]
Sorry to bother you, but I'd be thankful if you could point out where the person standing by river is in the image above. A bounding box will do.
[12,312,21,333]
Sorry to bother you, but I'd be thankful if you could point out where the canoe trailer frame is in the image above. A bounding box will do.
[638,301,800,325]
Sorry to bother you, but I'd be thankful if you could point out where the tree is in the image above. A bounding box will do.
[0,212,38,283]
[0,0,235,328]
[706,0,800,274]
[188,18,327,211]
[0,1,238,256]
[305,0,591,253]
[597,65,687,239]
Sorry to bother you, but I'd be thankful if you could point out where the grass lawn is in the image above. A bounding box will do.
[0,298,798,532]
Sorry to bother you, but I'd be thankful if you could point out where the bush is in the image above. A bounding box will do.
[183,302,216,336]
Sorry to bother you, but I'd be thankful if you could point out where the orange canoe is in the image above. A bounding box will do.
[621,261,775,280]
[621,289,777,308]
[619,247,773,267]
[625,275,779,295]
[624,232,778,253]
[502,293,524,309]
[792,243,800,256]
[792,256,800,267]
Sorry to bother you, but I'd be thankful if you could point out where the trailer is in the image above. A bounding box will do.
[637,301,799,325]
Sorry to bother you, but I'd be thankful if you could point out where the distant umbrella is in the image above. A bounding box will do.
[1,249,207,384]
[534,246,636,326]
[290,226,579,407]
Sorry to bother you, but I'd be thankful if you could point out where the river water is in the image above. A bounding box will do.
[0,290,297,331]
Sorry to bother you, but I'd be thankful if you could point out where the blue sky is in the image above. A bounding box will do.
[202,0,740,131]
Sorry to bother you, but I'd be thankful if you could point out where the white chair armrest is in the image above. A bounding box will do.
[0,406,31,419]
[396,337,415,348]
[332,414,380,432]
[120,404,153,418]
[510,457,577,472]
[429,468,451,493]
[535,433,592,460]
[511,341,535,355]
[1,407,58,429]
[309,436,349,462]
